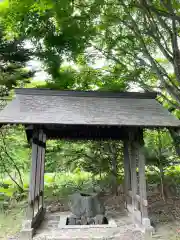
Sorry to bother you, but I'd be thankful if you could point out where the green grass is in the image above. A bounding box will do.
[0,204,25,240]
[1,168,180,238]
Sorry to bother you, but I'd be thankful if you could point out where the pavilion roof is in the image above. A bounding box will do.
[0,88,179,128]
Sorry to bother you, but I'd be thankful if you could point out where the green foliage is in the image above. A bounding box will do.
[0,25,34,94]
[31,63,129,91]
[0,125,30,192]
[1,0,103,81]
[146,171,160,185]
[166,166,180,185]
[0,201,25,240]
[47,172,94,197]
[144,129,176,168]
[1,0,180,118]
[0,171,123,204]
[0,126,178,204]
[0,0,179,219]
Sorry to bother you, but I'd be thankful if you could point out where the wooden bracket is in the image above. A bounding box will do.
[32,138,46,148]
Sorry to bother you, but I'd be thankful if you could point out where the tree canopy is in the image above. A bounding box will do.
[1,1,179,110]
[0,25,34,95]
[1,0,179,154]
[0,0,179,200]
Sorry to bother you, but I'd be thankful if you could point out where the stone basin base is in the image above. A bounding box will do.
[33,211,144,240]
[58,212,117,229]
[66,214,109,225]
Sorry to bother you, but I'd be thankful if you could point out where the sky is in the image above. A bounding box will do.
[26,59,48,81]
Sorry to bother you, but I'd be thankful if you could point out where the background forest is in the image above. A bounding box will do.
[0,0,179,238]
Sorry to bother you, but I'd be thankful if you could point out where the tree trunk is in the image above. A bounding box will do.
[159,164,165,201]
[157,130,165,201]
[109,143,118,195]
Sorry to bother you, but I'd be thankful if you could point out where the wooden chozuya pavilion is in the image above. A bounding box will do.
[0,88,179,239]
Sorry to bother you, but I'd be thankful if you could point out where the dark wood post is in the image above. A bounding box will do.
[20,128,46,240]
[39,130,46,209]
[137,129,152,231]
[129,134,138,211]
[125,128,153,234]
[27,130,39,220]
[123,140,131,208]
[34,130,43,215]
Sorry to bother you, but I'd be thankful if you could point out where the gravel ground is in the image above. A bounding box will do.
[9,193,180,240]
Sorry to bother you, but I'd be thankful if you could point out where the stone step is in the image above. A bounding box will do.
[33,238,137,240]
[33,227,144,240]
[151,234,164,239]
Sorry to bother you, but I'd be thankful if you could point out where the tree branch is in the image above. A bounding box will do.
[133,2,180,22]
[158,92,180,110]
[0,153,24,192]
[0,129,24,187]
[142,8,173,63]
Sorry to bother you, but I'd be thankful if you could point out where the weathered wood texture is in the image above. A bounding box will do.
[129,141,138,210]
[123,141,131,207]
[26,128,46,231]
[0,89,179,128]
[128,191,148,207]
[27,131,38,219]
[138,131,148,220]
[124,128,151,232]
[40,131,46,209]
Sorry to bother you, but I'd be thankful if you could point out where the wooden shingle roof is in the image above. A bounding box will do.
[0,88,179,128]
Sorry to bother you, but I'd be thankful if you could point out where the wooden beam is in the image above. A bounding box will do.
[27,130,39,219]
[26,128,47,234]
[31,207,46,230]
[138,143,148,219]
[123,140,131,207]
[35,130,43,211]
[26,125,130,141]
[137,129,149,221]
[39,131,46,209]
[129,139,138,211]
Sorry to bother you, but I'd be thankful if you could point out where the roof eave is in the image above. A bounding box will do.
[14,88,158,99]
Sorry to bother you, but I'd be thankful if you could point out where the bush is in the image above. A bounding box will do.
[2,166,180,208]
[44,172,94,198]
[165,166,180,184]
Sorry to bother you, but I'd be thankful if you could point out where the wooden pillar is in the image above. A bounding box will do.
[34,130,43,215]
[136,128,153,234]
[123,140,131,208]
[137,129,150,227]
[129,134,138,211]
[20,128,46,240]
[27,130,39,220]
[125,128,153,235]
[39,130,46,209]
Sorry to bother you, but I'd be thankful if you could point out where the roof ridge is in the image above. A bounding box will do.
[15,88,157,99]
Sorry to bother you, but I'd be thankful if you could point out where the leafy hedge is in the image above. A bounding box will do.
[1,166,180,211]
[0,171,113,209]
